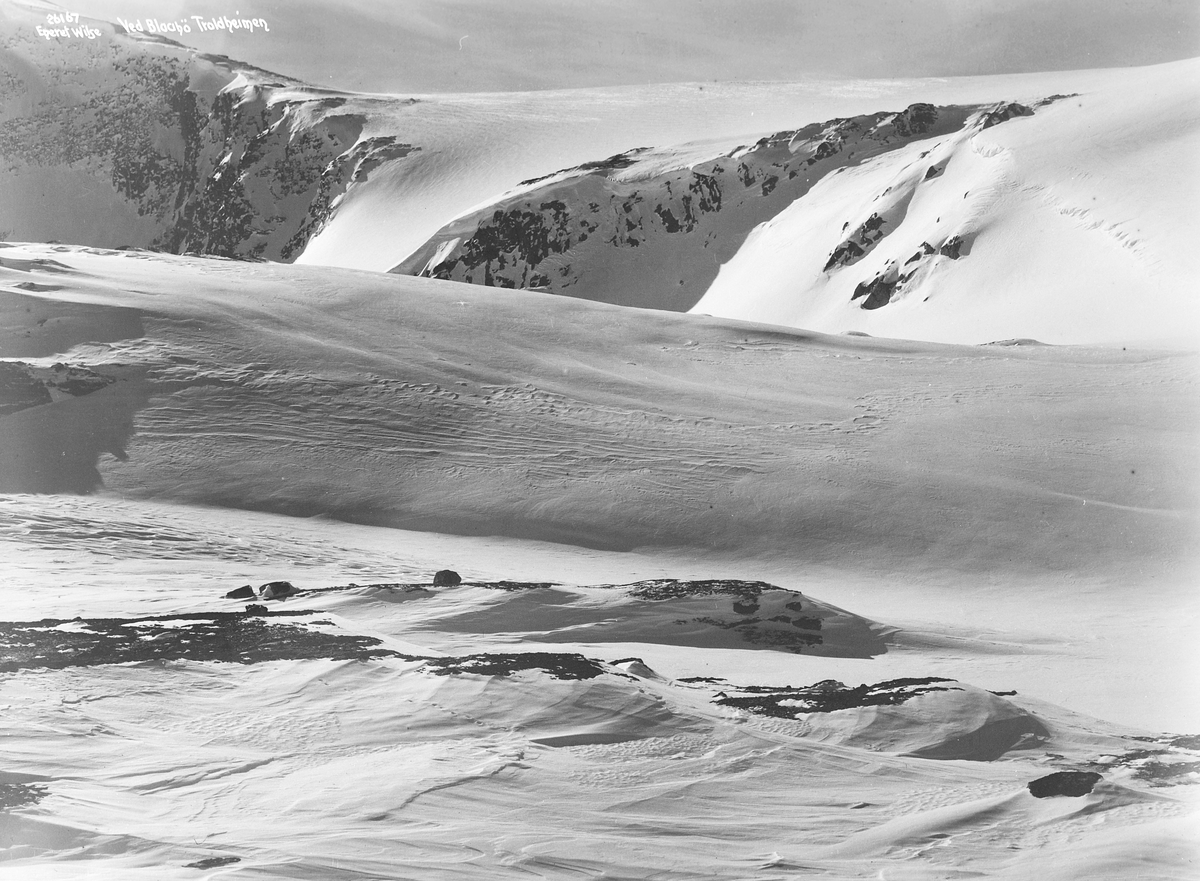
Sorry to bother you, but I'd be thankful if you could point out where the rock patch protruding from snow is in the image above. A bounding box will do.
[419,652,608,681]
[1027,771,1102,798]
[0,611,401,670]
[258,580,298,599]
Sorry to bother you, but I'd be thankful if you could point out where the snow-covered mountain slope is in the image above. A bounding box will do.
[2,242,1196,585]
[0,3,422,261]
[7,0,1197,301]
[394,100,1011,310]
[696,57,1200,344]
[396,58,1200,344]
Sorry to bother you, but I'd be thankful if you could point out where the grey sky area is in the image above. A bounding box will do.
[64,0,1200,92]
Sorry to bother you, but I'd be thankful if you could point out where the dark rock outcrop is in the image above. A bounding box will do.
[419,652,607,680]
[0,361,117,417]
[224,585,256,599]
[0,362,52,416]
[852,269,903,310]
[433,569,462,586]
[0,20,419,262]
[849,231,973,310]
[714,677,958,718]
[258,580,297,599]
[0,611,405,669]
[939,235,966,259]
[979,102,1034,130]
[1027,771,1103,798]
[185,857,242,870]
[0,777,48,810]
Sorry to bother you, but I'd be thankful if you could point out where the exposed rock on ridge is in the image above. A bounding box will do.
[393,100,1039,312]
[0,14,419,260]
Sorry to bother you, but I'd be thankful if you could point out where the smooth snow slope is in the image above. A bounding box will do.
[2,242,1196,585]
[695,57,1200,344]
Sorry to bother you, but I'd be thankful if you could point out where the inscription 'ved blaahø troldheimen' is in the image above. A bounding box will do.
[34,11,271,41]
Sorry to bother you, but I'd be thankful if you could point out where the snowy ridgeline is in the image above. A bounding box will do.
[394,61,1200,343]
[394,100,1034,310]
[2,3,1197,343]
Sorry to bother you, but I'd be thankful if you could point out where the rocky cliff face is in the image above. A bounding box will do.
[0,12,417,260]
[392,100,1041,312]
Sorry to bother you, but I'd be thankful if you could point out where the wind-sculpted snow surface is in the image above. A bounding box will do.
[3,572,1198,880]
[293,578,890,657]
[2,244,1197,583]
[715,678,1052,761]
[1,243,1197,583]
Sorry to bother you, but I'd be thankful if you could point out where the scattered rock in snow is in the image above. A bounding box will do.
[978,101,1034,130]
[0,361,116,416]
[0,777,48,810]
[1085,740,1200,787]
[44,363,115,397]
[624,579,774,602]
[433,569,462,586]
[939,235,966,259]
[1027,771,1103,798]
[0,362,52,416]
[0,612,408,670]
[715,677,959,718]
[420,652,607,680]
[225,585,256,599]
[852,267,903,310]
[825,213,888,271]
[476,580,557,591]
[258,580,297,599]
[185,857,241,869]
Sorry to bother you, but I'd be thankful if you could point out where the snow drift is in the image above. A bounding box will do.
[2,243,1196,587]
